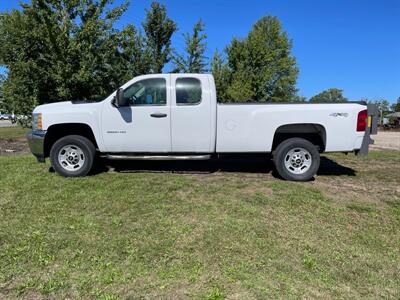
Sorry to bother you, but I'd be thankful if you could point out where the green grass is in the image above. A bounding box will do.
[0,126,28,139]
[0,152,399,299]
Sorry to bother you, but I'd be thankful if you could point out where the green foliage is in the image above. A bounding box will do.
[290,94,307,102]
[0,73,5,111]
[142,2,177,73]
[210,50,230,101]
[173,20,207,73]
[302,254,318,270]
[224,16,299,102]
[368,99,391,117]
[309,88,348,103]
[0,0,148,126]
[377,99,391,113]
[204,287,225,300]
[392,99,400,112]
[1,4,304,117]
[118,25,152,83]
[227,68,255,101]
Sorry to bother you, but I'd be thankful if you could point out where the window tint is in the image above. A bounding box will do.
[176,78,202,105]
[123,78,166,105]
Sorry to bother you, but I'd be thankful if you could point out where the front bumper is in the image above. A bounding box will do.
[27,130,46,162]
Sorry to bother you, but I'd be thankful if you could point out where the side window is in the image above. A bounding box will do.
[123,78,166,105]
[176,78,202,105]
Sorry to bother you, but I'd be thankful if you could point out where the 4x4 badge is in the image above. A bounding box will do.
[329,113,349,117]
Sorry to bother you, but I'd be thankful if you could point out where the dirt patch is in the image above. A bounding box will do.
[370,131,400,151]
[242,185,273,196]
[313,156,400,207]
[0,137,30,155]
[315,179,378,204]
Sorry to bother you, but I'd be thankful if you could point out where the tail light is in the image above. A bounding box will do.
[357,109,367,132]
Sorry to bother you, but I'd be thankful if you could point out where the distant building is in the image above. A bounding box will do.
[386,112,400,126]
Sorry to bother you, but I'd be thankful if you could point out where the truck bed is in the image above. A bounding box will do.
[216,102,367,153]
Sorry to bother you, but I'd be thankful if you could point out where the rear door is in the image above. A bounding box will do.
[170,74,213,152]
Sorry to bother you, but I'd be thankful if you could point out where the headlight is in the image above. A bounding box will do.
[32,113,42,130]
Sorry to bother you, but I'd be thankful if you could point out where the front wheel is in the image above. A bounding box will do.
[50,135,96,177]
[273,138,320,181]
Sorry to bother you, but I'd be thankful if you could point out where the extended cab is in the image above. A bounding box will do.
[27,74,378,181]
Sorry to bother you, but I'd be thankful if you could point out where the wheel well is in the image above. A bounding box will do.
[272,124,326,152]
[44,123,98,157]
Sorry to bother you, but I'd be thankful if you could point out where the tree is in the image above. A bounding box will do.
[118,25,152,82]
[368,98,391,125]
[291,95,307,102]
[369,98,390,113]
[391,97,400,112]
[378,99,391,114]
[0,0,145,126]
[224,16,299,102]
[210,50,230,101]
[143,2,177,73]
[173,20,207,73]
[0,73,5,111]
[309,88,348,103]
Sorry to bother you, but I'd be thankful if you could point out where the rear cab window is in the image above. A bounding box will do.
[176,78,202,105]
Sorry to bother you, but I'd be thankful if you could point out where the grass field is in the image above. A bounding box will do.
[0,126,29,155]
[0,126,28,140]
[1,128,399,299]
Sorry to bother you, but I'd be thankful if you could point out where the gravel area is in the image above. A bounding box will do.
[370,131,400,151]
[0,120,15,127]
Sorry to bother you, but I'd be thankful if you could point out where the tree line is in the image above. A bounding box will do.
[0,0,398,126]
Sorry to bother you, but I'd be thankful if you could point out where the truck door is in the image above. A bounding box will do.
[170,74,213,152]
[101,75,171,152]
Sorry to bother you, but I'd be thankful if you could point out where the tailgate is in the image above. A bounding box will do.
[358,103,379,155]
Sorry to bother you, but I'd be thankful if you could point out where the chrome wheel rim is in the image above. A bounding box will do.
[284,147,312,175]
[58,145,85,172]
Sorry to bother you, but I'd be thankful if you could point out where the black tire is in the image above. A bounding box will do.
[273,138,320,181]
[50,135,96,177]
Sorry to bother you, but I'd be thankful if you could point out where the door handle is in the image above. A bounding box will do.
[150,112,167,118]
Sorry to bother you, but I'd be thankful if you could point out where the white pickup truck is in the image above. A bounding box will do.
[27,74,378,181]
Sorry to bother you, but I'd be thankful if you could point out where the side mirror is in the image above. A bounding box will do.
[112,88,128,107]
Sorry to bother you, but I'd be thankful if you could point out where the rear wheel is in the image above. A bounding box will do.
[273,138,320,181]
[50,135,96,177]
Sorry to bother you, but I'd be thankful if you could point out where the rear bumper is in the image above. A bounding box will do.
[27,130,46,162]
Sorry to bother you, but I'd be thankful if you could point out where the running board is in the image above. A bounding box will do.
[103,154,211,161]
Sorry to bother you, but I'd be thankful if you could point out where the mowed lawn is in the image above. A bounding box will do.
[0,126,28,140]
[0,131,399,298]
